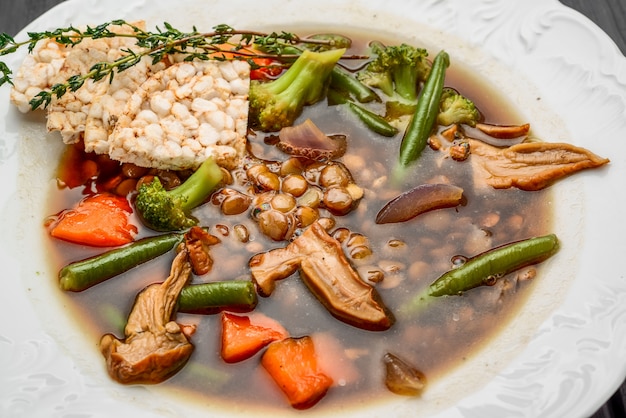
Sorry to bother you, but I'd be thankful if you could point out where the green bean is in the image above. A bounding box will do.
[328,88,398,137]
[428,234,559,297]
[330,66,380,103]
[59,233,183,292]
[399,234,559,316]
[398,50,449,168]
[178,280,258,313]
[348,102,398,137]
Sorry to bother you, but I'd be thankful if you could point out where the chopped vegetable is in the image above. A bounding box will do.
[329,66,379,103]
[184,226,221,275]
[134,157,223,231]
[50,193,137,247]
[178,281,258,314]
[297,224,394,331]
[397,50,450,169]
[428,233,560,297]
[248,244,301,296]
[467,139,610,190]
[100,247,195,384]
[357,42,430,103]
[327,88,398,137]
[347,102,398,137]
[220,312,288,363]
[276,118,347,160]
[261,336,333,409]
[59,232,183,292]
[436,87,482,127]
[384,100,419,125]
[457,123,528,147]
[249,48,345,132]
[400,234,560,315]
[349,41,432,135]
[475,122,530,139]
[375,183,464,224]
[250,57,284,80]
[249,222,394,331]
[383,352,426,396]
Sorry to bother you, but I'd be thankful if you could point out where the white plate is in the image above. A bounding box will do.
[1,0,625,417]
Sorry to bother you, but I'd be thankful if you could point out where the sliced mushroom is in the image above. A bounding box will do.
[277,118,347,161]
[99,248,195,384]
[468,139,610,191]
[184,226,221,275]
[383,352,426,396]
[248,242,303,296]
[249,222,394,331]
[475,122,530,139]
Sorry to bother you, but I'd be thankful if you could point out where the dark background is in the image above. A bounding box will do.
[1,1,625,417]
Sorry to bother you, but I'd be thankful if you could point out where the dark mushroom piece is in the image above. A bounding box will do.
[99,247,195,384]
[383,352,426,396]
[276,118,347,161]
[376,183,464,224]
[249,222,394,331]
[184,226,221,275]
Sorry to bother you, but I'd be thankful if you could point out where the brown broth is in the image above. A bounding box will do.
[45,27,552,413]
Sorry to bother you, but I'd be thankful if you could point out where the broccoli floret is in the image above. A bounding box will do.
[357,42,431,104]
[436,87,481,127]
[249,48,346,132]
[357,67,394,98]
[134,157,223,232]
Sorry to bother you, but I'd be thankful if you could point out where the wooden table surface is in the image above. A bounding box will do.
[1,1,625,417]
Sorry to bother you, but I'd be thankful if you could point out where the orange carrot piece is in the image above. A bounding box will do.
[50,193,137,247]
[220,312,287,363]
[261,336,333,409]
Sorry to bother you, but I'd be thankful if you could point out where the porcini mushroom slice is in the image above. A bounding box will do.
[248,246,303,297]
[468,139,610,191]
[249,222,394,331]
[475,122,530,139]
[297,223,394,331]
[99,248,195,384]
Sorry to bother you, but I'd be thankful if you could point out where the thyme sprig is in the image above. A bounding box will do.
[0,20,366,110]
